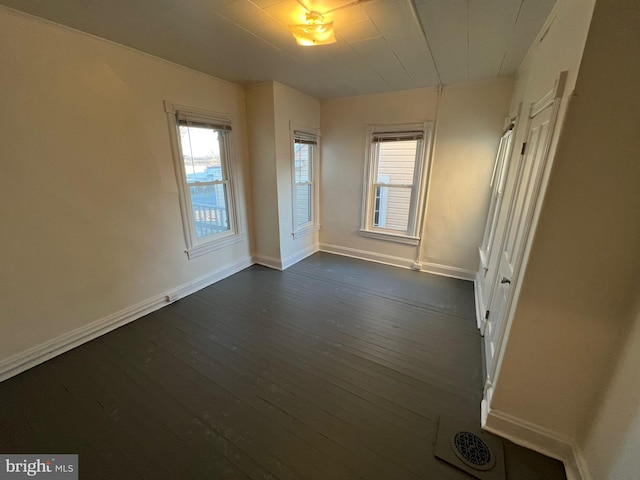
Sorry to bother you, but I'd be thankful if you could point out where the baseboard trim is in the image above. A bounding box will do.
[482,405,587,480]
[421,262,475,281]
[319,243,414,270]
[281,244,319,270]
[253,254,283,271]
[0,256,253,383]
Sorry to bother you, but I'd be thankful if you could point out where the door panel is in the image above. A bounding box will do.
[484,104,554,385]
[478,125,515,334]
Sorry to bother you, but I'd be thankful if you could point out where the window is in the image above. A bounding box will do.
[291,125,320,238]
[165,101,242,258]
[361,123,432,245]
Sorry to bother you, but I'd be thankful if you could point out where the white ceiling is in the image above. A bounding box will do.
[0,0,555,98]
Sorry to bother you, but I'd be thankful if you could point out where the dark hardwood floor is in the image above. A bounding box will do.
[0,252,566,479]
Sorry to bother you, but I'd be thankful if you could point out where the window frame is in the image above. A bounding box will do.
[165,101,243,259]
[360,122,433,245]
[290,122,320,239]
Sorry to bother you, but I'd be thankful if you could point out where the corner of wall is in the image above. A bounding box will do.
[482,404,589,480]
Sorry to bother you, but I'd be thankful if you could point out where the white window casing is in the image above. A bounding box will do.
[290,122,320,239]
[165,101,243,259]
[360,122,433,245]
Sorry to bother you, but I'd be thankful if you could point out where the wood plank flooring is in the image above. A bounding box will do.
[0,252,567,479]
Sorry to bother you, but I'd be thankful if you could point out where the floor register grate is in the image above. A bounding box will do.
[434,416,506,480]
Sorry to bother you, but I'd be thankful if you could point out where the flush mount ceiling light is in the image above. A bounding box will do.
[288,0,375,46]
[289,11,336,46]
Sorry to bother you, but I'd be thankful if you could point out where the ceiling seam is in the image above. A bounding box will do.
[497,0,524,76]
[361,0,418,88]
[408,0,442,86]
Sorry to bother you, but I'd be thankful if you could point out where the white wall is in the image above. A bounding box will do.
[487,0,596,437]
[246,81,320,268]
[421,79,515,273]
[245,83,280,261]
[488,0,640,473]
[0,9,253,366]
[319,88,438,266]
[273,83,320,266]
[581,296,640,479]
[319,79,513,277]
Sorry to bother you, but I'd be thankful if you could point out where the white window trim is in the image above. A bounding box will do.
[360,122,433,245]
[165,101,243,259]
[290,122,321,239]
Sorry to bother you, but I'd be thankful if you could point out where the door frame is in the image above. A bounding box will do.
[481,71,568,417]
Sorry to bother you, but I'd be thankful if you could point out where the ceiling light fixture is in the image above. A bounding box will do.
[289,11,336,46]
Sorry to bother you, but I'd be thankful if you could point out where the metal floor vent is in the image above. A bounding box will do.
[451,431,495,471]
[434,416,505,480]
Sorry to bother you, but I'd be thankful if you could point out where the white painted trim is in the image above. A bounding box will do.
[292,224,320,239]
[165,102,241,257]
[319,243,414,270]
[568,446,592,480]
[253,254,283,271]
[290,123,320,238]
[319,244,475,281]
[474,276,486,330]
[281,243,319,270]
[421,262,475,281]
[186,233,246,259]
[360,122,433,239]
[358,229,420,245]
[483,407,574,460]
[482,404,587,480]
[0,256,253,383]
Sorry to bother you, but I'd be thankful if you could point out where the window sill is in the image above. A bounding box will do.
[186,233,246,259]
[359,229,420,246]
[292,224,320,239]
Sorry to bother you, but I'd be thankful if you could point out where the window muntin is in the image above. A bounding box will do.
[165,101,240,258]
[291,128,320,238]
[361,124,431,243]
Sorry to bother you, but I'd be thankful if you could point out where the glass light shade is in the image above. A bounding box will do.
[289,11,336,46]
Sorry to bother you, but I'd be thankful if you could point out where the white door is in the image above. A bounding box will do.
[477,123,515,334]
[483,73,567,402]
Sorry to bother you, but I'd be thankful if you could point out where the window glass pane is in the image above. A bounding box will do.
[376,140,417,185]
[372,186,411,232]
[295,143,311,182]
[190,184,229,238]
[296,184,312,227]
[179,125,222,182]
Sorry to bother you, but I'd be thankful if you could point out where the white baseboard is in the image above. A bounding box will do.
[482,404,588,480]
[319,243,414,269]
[421,261,476,281]
[281,243,319,270]
[253,254,283,271]
[319,244,477,282]
[0,256,253,383]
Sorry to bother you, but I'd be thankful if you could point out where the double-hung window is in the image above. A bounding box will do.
[165,101,241,258]
[291,126,320,238]
[361,123,432,245]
